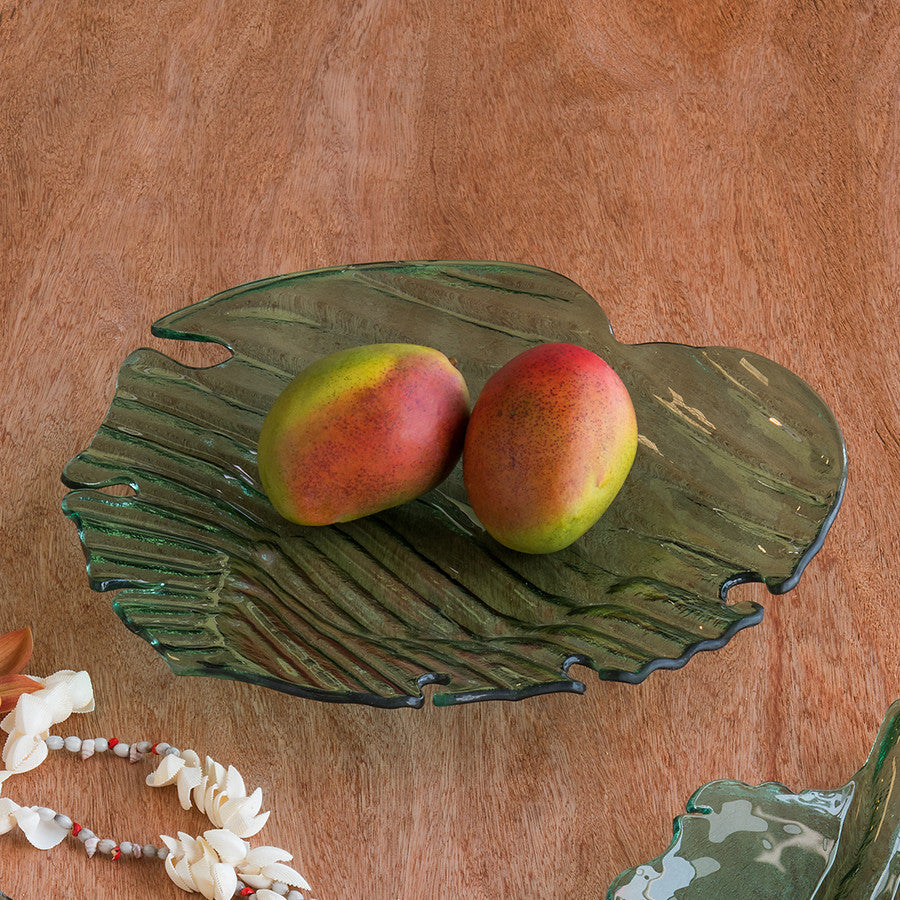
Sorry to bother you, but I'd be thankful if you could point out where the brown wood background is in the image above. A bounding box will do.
[1,1,898,897]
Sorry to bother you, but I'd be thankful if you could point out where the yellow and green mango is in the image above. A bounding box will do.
[462,342,637,554]
[258,343,469,525]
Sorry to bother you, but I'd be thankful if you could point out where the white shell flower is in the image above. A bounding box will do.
[147,752,270,838]
[161,829,310,900]
[147,749,204,809]
[0,797,68,850]
[0,796,22,834]
[0,670,93,793]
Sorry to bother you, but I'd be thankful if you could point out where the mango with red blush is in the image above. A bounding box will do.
[258,343,469,525]
[462,343,636,554]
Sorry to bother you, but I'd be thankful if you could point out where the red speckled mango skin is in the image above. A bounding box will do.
[462,343,637,554]
[258,344,469,525]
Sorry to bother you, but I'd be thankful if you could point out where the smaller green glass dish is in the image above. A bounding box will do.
[608,700,900,898]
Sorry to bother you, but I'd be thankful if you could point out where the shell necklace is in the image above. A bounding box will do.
[0,669,313,900]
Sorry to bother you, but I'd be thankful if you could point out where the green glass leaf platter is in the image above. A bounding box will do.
[61,261,846,708]
[608,700,900,899]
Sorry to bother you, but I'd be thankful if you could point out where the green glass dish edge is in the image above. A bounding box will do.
[608,699,900,899]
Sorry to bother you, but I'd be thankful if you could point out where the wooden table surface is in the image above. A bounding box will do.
[1,2,898,897]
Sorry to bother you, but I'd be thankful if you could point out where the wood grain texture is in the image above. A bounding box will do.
[0,1,897,897]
